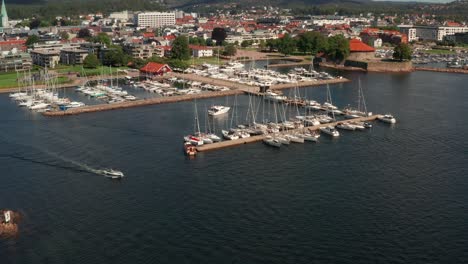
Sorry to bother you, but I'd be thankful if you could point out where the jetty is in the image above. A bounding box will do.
[196,115,382,152]
[41,73,349,116]
[415,67,468,74]
[43,89,242,116]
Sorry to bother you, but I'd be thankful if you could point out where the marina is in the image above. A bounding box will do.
[195,114,383,152]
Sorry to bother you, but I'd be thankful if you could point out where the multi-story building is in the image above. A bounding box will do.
[445,32,468,44]
[398,25,468,41]
[30,49,60,68]
[398,25,417,42]
[60,49,89,65]
[0,53,32,72]
[123,43,165,59]
[134,12,176,28]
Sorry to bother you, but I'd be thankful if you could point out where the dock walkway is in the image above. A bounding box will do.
[196,115,382,152]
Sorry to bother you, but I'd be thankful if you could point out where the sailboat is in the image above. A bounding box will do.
[343,78,372,119]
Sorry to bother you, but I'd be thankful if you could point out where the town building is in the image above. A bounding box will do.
[60,49,89,65]
[348,38,376,61]
[189,45,213,58]
[134,12,176,28]
[139,62,172,77]
[398,25,468,41]
[123,43,166,59]
[445,32,468,44]
[30,49,60,68]
[0,53,32,72]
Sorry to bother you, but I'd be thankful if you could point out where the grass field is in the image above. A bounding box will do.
[423,49,456,55]
[55,65,130,76]
[0,71,72,89]
[190,57,227,66]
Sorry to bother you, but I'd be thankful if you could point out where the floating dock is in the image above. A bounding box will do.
[196,115,382,152]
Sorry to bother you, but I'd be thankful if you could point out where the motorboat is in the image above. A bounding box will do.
[29,102,50,110]
[349,122,366,130]
[336,122,356,131]
[285,134,304,143]
[320,126,340,137]
[301,131,320,142]
[378,114,396,124]
[263,136,281,148]
[274,135,290,145]
[363,122,373,128]
[65,102,85,108]
[208,105,230,116]
[184,142,197,156]
[101,169,124,179]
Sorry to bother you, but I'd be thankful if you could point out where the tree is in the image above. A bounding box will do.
[103,46,125,66]
[278,34,296,56]
[168,59,190,70]
[91,33,111,46]
[77,28,92,39]
[206,38,214,46]
[297,31,328,55]
[258,40,267,51]
[266,39,279,52]
[327,35,350,62]
[212,28,227,46]
[393,43,412,61]
[29,19,41,29]
[223,44,237,56]
[171,36,190,61]
[59,31,70,40]
[241,40,252,48]
[83,54,100,68]
[26,35,40,47]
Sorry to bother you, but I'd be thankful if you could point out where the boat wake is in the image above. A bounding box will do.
[0,152,115,178]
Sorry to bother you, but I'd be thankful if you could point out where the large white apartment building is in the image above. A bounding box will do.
[134,12,176,28]
[398,25,468,41]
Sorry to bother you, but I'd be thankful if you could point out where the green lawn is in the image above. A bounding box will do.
[0,71,72,89]
[0,71,37,89]
[190,57,227,66]
[55,65,130,76]
[423,49,456,55]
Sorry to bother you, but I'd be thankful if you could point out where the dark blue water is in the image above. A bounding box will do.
[1,71,468,263]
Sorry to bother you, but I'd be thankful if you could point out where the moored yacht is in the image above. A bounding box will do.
[336,122,356,131]
[263,136,281,148]
[378,114,396,124]
[208,105,230,116]
[320,126,340,137]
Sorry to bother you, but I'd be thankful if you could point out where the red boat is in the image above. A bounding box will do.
[184,142,197,156]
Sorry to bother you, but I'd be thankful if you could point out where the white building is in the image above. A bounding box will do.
[398,25,468,41]
[134,12,176,28]
[110,10,133,22]
[190,45,213,58]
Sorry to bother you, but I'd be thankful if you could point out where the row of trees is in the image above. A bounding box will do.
[264,33,351,62]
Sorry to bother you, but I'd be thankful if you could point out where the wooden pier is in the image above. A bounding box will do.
[43,90,243,116]
[196,115,382,152]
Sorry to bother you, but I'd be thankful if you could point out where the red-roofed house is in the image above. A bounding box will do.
[0,39,27,52]
[140,62,172,77]
[143,32,155,39]
[348,39,376,61]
